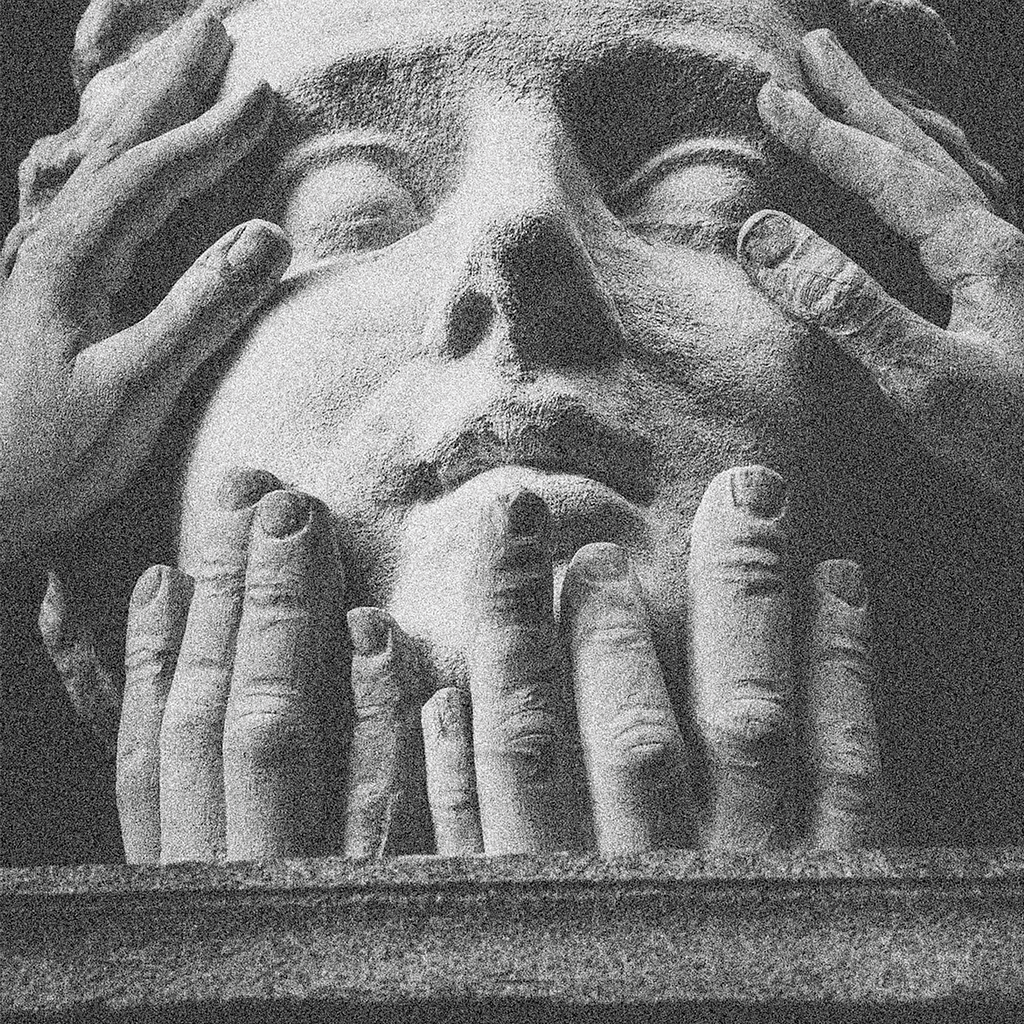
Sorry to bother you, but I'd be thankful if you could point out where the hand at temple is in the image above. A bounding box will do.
[421,465,882,855]
[741,29,1024,509]
[0,13,289,559]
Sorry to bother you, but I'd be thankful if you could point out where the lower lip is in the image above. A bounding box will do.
[447,466,651,563]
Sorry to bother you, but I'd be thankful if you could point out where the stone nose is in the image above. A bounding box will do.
[427,99,624,372]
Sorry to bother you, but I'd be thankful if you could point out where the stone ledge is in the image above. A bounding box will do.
[1,849,1023,1021]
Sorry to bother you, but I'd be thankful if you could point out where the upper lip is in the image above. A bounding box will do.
[401,394,659,505]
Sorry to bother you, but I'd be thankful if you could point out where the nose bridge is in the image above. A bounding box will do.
[462,93,581,230]
[434,93,622,369]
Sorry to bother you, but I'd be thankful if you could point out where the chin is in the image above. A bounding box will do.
[383,465,688,695]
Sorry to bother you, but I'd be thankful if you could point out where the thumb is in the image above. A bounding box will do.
[77,219,292,388]
[737,209,921,343]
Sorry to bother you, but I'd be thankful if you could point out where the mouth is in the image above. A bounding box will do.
[402,396,660,507]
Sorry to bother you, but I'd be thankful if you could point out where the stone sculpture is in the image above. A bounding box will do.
[1,0,1021,864]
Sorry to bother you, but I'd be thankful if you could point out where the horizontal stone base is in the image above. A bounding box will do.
[2,849,1024,1021]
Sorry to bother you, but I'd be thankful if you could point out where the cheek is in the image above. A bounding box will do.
[610,244,808,421]
[175,262,433,566]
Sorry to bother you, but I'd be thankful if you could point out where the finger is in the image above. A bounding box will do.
[421,688,484,856]
[2,220,33,279]
[118,565,193,864]
[562,543,689,853]
[467,488,579,854]
[159,467,280,864]
[798,30,987,205]
[38,571,121,758]
[74,220,292,413]
[804,560,884,848]
[688,466,794,849]
[224,489,348,861]
[341,607,422,858]
[17,126,83,222]
[30,80,277,310]
[737,210,1019,496]
[757,79,1024,313]
[78,13,232,169]
[737,208,930,341]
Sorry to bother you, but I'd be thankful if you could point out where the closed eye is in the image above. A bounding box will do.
[264,136,428,260]
[612,138,766,252]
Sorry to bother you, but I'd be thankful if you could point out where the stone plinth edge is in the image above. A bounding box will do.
[1,849,1023,1021]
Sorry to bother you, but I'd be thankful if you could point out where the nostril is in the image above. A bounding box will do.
[446,289,496,358]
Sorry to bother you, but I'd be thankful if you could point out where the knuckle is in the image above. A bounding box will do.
[116,748,159,798]
[479,708,563,771]
[124,636,178,673]
[607,731,683,784]
[789,245,882,333]
[817,721,880,782]
[159,702,220,757]
[705,691,790,770]
[223,704,322,762]
[242,582,308,615]
[587,622,650,657]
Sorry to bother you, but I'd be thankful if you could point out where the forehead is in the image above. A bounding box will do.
[222,0,837,92]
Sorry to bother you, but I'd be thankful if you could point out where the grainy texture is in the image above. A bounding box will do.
[2,850,1024,1018]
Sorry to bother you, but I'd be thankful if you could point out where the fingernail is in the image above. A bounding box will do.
[226,219,292,277]
[234,79,277,134]
[216,467,280,510]
[729,466,787,517]
[757,78,793,121]
[502,488,550,540]
[182,10,228,52]
[348,606,391,656]
[815,559,867,608]
[808,27,846,62]
[577,542,629,581]
[426,687,471,737]
[258,489,310,538]
[738,211,797,269]
[130,565,165,611]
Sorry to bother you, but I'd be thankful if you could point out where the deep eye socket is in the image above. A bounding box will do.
[276,157,426,258]
[613,147,765,252]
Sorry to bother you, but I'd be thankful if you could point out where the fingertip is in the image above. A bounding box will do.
[496,487,550,539]
[182,9,230,59]
[237,77,277,122]
[215,467,282,511]
[129,565,164,611]
[225,219,293,279]
[801,27,842,61]
[737,210,798,270]
[348,606,392,657]
[756,77,790,121]
[729,466,788,517]
[422,686,471,739]
[473,486,552,568]
[696,465,788,521]
[256,488,312,538]
[561,542,631,621]
[813,559,868,609]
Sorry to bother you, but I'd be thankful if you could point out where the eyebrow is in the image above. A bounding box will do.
[557,39,771,188]
[267,130,411,187]
[272,34,772,186]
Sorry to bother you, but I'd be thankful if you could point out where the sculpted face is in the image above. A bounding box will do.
[171,0,884,687]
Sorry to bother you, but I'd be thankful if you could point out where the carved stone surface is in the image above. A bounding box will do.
[2,850,1023,1020]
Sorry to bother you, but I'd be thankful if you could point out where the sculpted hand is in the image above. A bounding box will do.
[421,466,883,855]
[0,14,290,558]
[117,469,426,864]
[740,29,1024,508]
